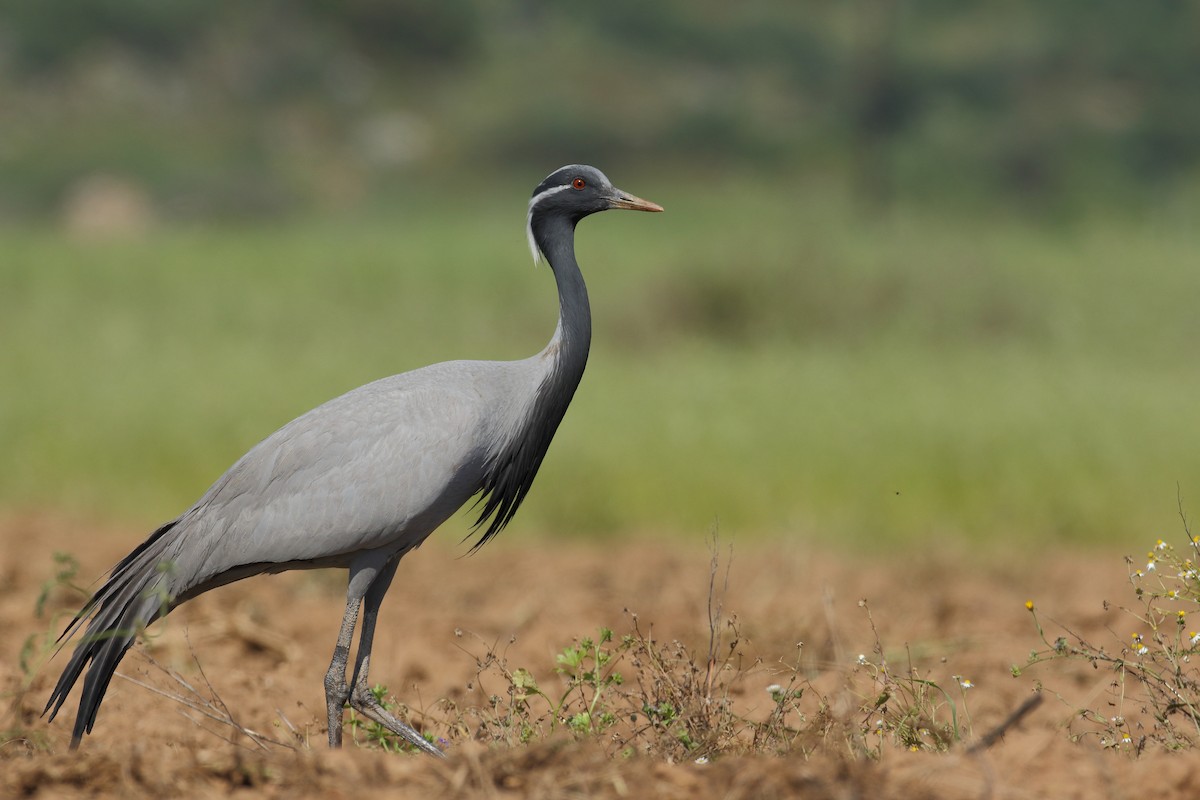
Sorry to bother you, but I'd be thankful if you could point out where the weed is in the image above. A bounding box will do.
[3,552,91,752]
[3,554,74,749]
[21,552,89,682]
[1022,518,1200,753]
[850,600,970,754]
[32,552,86,619]
[453,627,630,747]
[504,623,624,738]
[446,536,984,762]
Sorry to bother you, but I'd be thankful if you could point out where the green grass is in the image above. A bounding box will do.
[2,173,1199,546]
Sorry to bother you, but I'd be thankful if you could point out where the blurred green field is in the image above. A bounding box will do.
[2,172,1198,547]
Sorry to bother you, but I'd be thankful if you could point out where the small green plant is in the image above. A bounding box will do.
[1022,526,1200,753]
[20,552,89,686]
[4,552,89,752]
[33,551,86,618]
[553,627,625,734]
[480,627,627,740]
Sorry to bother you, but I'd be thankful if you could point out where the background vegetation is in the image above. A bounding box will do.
[1,2,1198,546]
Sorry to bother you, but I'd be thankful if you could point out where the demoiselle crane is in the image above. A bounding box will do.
[43,165,663,757]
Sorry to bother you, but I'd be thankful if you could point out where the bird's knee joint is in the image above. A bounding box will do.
[324,658,352,699]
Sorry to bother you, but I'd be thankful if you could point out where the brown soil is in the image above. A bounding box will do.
[0,514,1192,799]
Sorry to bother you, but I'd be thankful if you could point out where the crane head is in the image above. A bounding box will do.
[527,164,663,263]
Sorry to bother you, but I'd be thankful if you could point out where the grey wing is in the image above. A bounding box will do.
[167,364,504,592]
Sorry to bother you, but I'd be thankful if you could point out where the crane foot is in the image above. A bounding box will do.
[348,681,445,758]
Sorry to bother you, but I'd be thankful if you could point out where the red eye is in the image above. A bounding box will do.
[571,177,586,190]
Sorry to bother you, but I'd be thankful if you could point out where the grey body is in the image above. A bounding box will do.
[176,358,535,594]
[44,165,662,754]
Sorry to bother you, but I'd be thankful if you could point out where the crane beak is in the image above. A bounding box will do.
[609,191,664,213]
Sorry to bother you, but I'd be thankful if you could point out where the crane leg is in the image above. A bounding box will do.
[324,560,383,747]
[346,559,445,758]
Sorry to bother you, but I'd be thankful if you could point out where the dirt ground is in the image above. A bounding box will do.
[1,513,1194,799]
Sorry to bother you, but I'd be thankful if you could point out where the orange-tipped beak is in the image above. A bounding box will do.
[610,191,664,212]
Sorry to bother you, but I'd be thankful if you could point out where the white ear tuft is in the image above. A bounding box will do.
[526,211,543,265]
[526,184,572,266]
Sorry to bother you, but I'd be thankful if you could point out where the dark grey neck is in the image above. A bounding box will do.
[470,213,592,548]
[538,214,592,385]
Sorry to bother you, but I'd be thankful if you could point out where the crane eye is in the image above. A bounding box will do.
[571,177,586,190]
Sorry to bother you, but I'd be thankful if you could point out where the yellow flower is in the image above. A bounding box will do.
[1025,600,1035,610]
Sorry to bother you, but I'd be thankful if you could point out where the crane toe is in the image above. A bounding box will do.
[348,681,445,758]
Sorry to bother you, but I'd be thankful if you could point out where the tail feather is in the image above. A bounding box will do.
[75,595,164,741]
[50,520,179,650]
[43,521,180,748]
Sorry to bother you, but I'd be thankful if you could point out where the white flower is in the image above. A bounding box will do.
[958,678,974,690]
[856,654,868,666]
[694,756,709,765]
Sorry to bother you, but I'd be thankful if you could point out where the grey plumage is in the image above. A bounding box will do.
[43,165,662,755]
